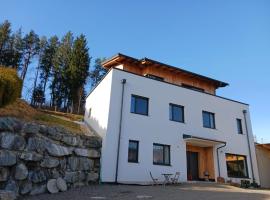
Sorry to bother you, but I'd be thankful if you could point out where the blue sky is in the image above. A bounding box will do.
[1,0,269,142]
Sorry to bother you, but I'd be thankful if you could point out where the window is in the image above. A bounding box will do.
[169,103,184,123]
[88,108,91,118]
[226,154,248,178]
[145,74,164,81]
[236,119,243,134]
[128,140,139,163]
[182,83,205,92]
[202,111,216,129]
[131,95,149,116]
[153,143,170,165]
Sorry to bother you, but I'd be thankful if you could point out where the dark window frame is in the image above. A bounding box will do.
[130,94,149,116]
[145,74,164,81]
[182,83,205,92]
[202,111,216,129]
[153,143,171,166]
[226,153,249,178]
[169,103,185,123]
[236,118,243,134]
[128,140,139,163]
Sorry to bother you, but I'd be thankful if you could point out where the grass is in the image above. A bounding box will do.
[0,99,83,134]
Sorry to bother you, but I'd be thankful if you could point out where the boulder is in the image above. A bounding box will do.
[20,182,32,195]
[0,190,16,200]
[28,170,47,183]
[64,171,85,183]
[68,157,93,171]
[0,117,22,133]
[61,135,80,146]
[15,163,28,180]
[74,148,100,158]
[26,137,46,153]
[56,177,67,192]
[5,180,19,196]
[82,136,102,148]
[86,172,99,182]
[23,123,40,135]
[0,132,26,151]
[20,152,43,162]
[47,179,59,194]
[0,150,16,166]
[40,157,59,168]
[46,143,72,157]
[46,127,63,141]
[0,167,9,182]
[30,184,47,195]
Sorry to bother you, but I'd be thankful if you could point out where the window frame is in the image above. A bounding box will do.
[128,140,139,163]
[130,94,149,116]
[169,103,185,123]
[153,143,171,166]
[202,111,216,129]
[236,118,243,134]
[225,153,249,178]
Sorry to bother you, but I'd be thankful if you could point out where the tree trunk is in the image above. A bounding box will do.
[31,61,41,105]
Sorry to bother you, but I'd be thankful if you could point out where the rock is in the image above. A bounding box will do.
[68,157,93,171]
[59,158,66,170]
[0,132,26,151]
[23,123,40,135]
[0,117,22,133]
[47,179,59,194]
[56,177,67,192]
[26,137,46,153]
[82,136,102,148]
[0,150,16,166]
[0,190,16,200]
[61,135,79,146]
[20,182,32,195]
[20,152,43,162]
[28,170,47,183]
[30,184,46,195]
[86,172,99,182]
[46,127,63,141]
[46,143,72,157]
[0,167,9,181]
[15,163,28,180]
[5,180,19,196]
[50,169,60,179]
[74,148,100,158]
[64,171,85,183]
[41,157,59,168]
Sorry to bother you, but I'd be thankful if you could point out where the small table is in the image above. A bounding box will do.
[162,173,173,186]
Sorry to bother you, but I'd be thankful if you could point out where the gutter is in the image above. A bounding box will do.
[115,79,126,183]
[243,110,255,182]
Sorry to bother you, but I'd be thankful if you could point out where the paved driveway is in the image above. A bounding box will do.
[21,183,270,200]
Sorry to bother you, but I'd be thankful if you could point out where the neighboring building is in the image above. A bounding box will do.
[256,143,270,188]
[84,53,260,185]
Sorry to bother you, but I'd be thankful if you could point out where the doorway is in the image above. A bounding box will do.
[187,151,199,180]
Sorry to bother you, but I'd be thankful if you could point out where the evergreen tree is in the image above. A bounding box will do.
[90,58,107,87]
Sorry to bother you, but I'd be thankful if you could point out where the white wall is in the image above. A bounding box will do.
[256,146,270,188]
[86,68,260,184]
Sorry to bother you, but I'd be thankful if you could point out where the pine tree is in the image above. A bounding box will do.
[90,58,107,87]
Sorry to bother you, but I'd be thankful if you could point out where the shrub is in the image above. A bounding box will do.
[0,67,22,107]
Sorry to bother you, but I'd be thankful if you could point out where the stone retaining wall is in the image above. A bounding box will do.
[0,117,101,199]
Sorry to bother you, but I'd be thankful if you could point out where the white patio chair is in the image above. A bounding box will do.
[149,172,159,186]
[171,172,180,184]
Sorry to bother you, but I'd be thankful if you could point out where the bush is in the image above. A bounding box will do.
[0,67,22,107]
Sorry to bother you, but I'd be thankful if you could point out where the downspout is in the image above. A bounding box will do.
[243,110,255,182]
[115,79,126,183]
[216,142,226,177]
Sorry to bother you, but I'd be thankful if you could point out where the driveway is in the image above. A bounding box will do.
[21,183,270,200]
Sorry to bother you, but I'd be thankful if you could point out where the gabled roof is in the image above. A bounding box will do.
[102,53,229,88]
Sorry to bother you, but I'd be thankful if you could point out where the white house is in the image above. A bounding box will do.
[84,53,260,185]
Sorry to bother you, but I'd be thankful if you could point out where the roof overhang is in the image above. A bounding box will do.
[183,134,226,147]
[256,143,270,151]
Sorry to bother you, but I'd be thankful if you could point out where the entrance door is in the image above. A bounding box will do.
[187,151,199,180]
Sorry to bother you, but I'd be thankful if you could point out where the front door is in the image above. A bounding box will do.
[187,151,199,180]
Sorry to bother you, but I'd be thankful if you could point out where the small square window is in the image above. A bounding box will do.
[202,111,215,129]
[169,103,184,123]
[128,140,139,163]
[130,95,149,116]
[153,143,170,166]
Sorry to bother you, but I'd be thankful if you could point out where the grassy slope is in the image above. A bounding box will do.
[0,99,83,134]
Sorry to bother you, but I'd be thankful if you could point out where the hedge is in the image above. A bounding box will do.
[0,67,22,107]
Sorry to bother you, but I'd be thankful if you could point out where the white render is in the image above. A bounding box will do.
[256,145,270,188]
[84,68,260,184]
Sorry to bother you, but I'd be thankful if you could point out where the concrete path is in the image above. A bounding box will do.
[21,183,270,200]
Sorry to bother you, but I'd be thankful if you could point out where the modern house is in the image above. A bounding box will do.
[84,53,260,185]
[256,143,270,188]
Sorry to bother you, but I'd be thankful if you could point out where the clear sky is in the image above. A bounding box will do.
[1,0,269,142]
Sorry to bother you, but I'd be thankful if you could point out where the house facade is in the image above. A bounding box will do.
[84,53,260,185]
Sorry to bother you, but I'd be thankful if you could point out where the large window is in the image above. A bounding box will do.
[226,154,248,178]
[202,111,216,129]
[128,140,139,163]
[153,143,170,166]
[236,119,243,134]
[130,95,149,116]
[169,103,184,123]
